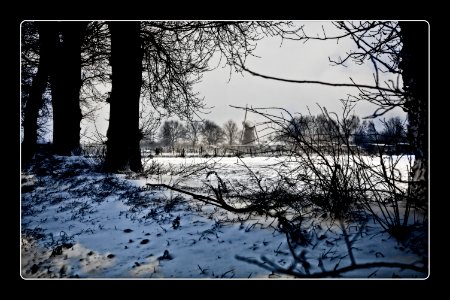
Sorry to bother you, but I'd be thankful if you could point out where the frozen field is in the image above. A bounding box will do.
[21,155,427,279]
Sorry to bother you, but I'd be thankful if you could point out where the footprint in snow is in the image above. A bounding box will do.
[140,239,150,245]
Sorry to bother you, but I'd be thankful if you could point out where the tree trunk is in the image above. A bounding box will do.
[104,22,143,172]
[50,22,87,156]
[22,22,57,163]
[399,21,428,207]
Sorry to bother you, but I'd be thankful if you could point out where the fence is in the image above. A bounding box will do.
[80,142,411,160]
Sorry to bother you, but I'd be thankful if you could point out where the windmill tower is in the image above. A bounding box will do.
[240,105,259,145]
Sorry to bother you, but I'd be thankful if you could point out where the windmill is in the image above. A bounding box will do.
[240,104,259,145]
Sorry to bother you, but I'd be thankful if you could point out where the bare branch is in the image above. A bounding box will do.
[239,64,398,93]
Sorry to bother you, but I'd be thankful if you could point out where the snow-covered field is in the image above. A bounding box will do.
[20,155,428,279]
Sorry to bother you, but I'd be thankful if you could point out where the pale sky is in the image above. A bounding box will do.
[194,21,405,127]
[80,21,406,144]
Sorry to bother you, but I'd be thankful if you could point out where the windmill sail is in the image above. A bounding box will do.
[240,104,248,143]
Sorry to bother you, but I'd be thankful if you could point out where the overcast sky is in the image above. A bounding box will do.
[82,21,406,143]
[194,21,405,127]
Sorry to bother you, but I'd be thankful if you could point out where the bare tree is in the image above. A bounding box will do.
[380,116,407,145]
[139,97,162,143]
[21,22,55,163]
[201,120,225,146]
[79,21,112,126]
[102,21,301,172]
[103,21,143,172]
[139,21,302,121]
[238,21,428,206]
[223,119,239,146]
[185,121,202,148]
[21,21,114,154]
[341,114,360,141]
[159,120,186,150]
[314,113,340,143]
[49,21,88,156]
[354,120,375,147]
[79,22,162,148]
[21,21,89,160]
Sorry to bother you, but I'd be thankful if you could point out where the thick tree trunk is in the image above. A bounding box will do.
[22,22,56,163]
[50,22,86,156]
[399,21,428,207]
[104,22,143,172]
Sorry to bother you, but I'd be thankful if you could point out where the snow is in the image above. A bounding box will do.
[21,155,427,279]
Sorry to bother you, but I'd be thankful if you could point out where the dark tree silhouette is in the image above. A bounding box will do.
[223,119,239,146]
[50,21,88,155]
[341,115,360,138]
[201,120,225,146]
[398,22,428,207]
[185,121,202,148]
[159,120,186,150]
[21,22,56,163]
[354,120,377,147]
[283,115,315,142]
[315,113,339,142]
[103,21,143,172]
[380,116,407,145]
[22,21,111,161]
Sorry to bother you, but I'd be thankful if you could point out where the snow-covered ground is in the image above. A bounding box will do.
[21,155,427,279]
